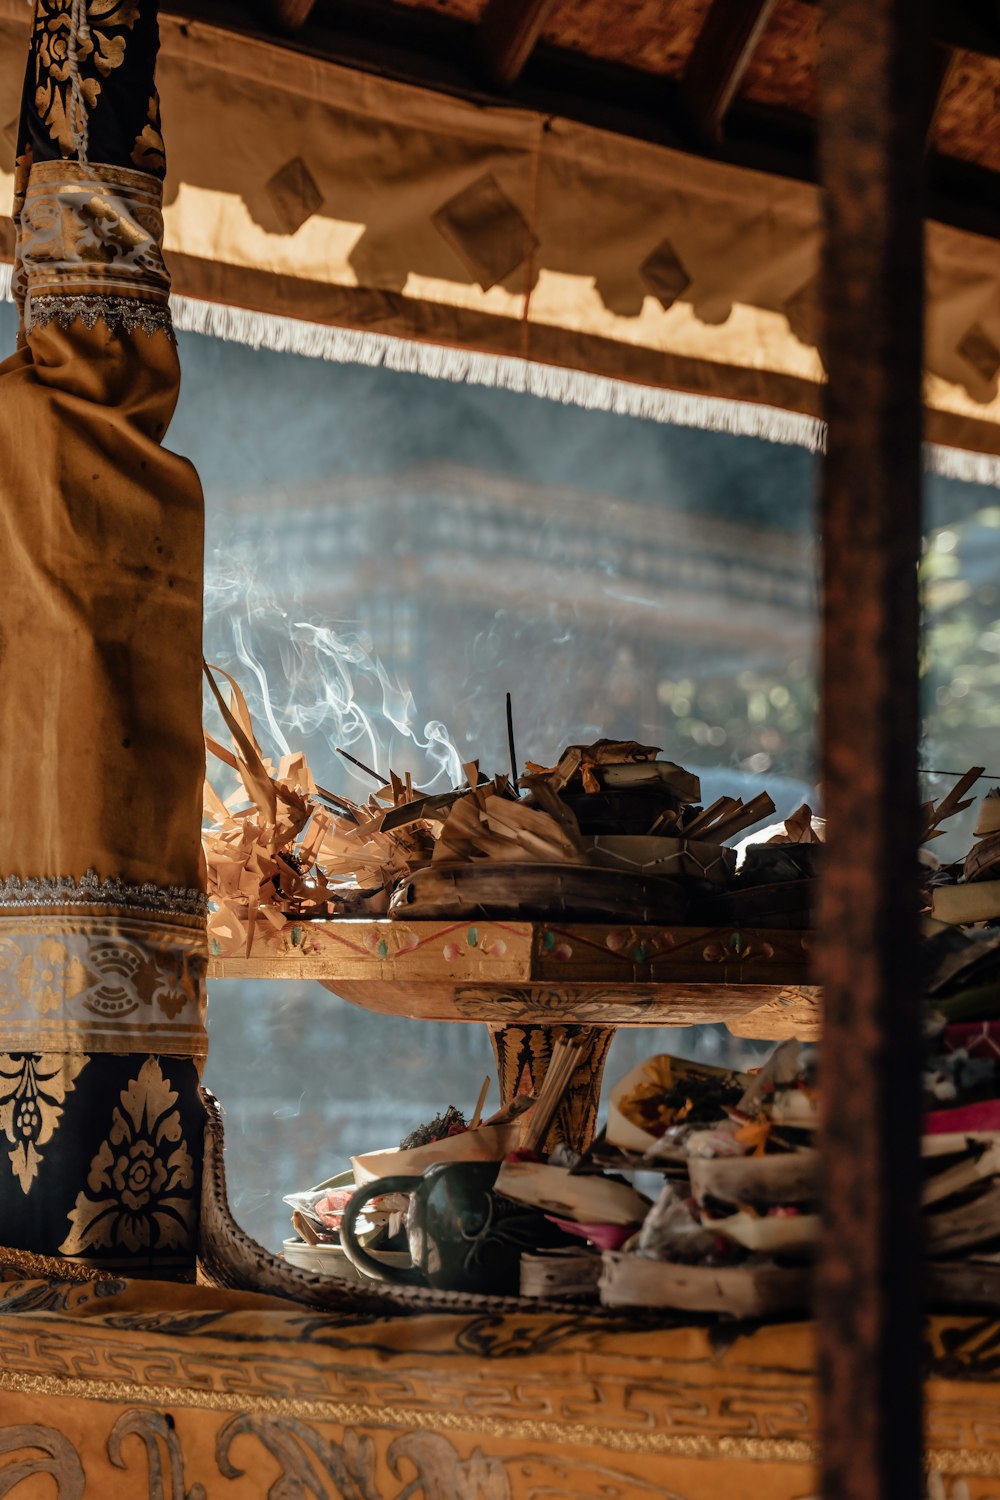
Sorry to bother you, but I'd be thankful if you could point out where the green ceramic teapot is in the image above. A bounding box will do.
[339,1159,563,1295]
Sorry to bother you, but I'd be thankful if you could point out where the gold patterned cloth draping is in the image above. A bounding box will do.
[0,0,206,1275]
[4,1265,1000,1496]
[0,0,997,471]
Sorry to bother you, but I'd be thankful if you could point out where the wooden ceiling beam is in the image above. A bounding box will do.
[679,0,780,144]
[477,0,560,88]
[925,41,960,148]
[262,0,318,34]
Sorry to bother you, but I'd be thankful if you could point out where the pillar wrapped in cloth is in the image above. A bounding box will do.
[0,0,206,1276]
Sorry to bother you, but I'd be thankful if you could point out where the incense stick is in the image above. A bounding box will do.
[336,747,386,785]
[921,767,1000,781]
[469,1076,490,1130]
[506,691,520,796]
[520,1036,585,1154]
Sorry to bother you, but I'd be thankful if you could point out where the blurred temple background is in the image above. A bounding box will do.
[3,296,991,1251]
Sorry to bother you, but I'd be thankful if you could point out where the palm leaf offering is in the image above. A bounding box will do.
[202,667,793,954]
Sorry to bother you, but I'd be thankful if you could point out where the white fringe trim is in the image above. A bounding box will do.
[171,293,826,454]
[166,297,1000,486]
[3,263,998,484]
[923,443,1000,488]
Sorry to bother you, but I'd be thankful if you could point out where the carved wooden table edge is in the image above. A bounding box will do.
[208,918,814,994]
[208,921,819,1149]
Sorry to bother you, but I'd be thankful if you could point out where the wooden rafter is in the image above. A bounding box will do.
[926,40,960,147]
[679,0,780,143]
[477,0,559,88]
[263,0,319,33]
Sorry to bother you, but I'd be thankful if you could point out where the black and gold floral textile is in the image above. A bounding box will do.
[0,1054,203,1268]
[11,0,169,336]
[16,0,164,176]
[0,0,206,1276]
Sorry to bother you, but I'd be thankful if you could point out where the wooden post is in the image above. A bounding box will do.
[816,1,927,1497]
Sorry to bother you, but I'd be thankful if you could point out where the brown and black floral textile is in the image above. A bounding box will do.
[0,0,206,1275]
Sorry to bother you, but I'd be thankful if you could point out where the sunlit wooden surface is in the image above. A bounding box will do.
[208,919,819,1037]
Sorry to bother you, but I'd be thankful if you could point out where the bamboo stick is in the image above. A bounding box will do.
[520,1036,586,1154]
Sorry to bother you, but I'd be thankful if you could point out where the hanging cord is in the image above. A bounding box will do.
[66,0,91,164]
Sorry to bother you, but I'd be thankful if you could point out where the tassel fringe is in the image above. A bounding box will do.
[169,293,827,454]
[2,261,997,484]
[160,296,1000,487]
[923,444,1000,488]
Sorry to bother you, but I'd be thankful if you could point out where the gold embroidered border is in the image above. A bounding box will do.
[0,1245,121,1284]
[0,871,207,918]
[17,159,169,323]
[28,160,164,194]
[4,1026,208,1059]
[0,1366,997,1476]
[0,1363,991,1475]
[0,1366,817,1462]
[0,913,207,1057]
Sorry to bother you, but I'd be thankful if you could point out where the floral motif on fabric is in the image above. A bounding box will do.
[11,938,89,1014]
[31,0,141,155]
[60,1057,196,1255]
[0,915,207,1058]
[0,1052,89,1193]
[131,94,165,174]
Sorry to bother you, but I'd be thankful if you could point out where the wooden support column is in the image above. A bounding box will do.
[816,2,927,1498]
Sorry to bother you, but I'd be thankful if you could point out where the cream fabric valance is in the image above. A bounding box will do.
[1,1,998,476]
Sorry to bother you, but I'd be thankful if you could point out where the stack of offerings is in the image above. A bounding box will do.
[596,1045,819,1317]
[926,775,1000,925]
[281,1028,1000,1308]
[923,995,1000,1299]
[919,780,1000,1303]
[491,1044,819,1312]
[203,666,989,949]
[587,1036,1000,1316]
[389,740,775,921]
[202,666,791,951]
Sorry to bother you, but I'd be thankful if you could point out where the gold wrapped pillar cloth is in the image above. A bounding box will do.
[0,0,206,1276]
